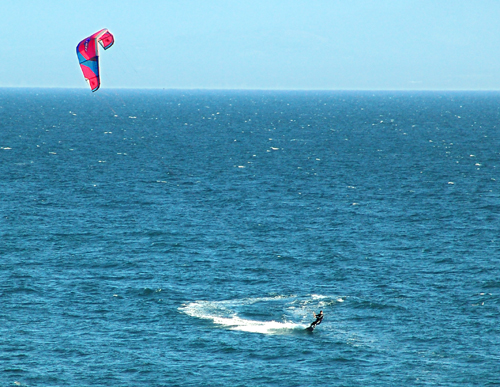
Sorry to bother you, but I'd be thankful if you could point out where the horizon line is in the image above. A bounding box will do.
[2,86,500,93]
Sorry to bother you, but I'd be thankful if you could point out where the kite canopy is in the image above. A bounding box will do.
[76,29,114,92]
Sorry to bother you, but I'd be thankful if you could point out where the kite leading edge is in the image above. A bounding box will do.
[76,29,114,92]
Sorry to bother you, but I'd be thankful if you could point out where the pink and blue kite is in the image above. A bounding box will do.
[76,29,114,92]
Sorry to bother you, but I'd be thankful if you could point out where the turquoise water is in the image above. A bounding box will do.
[1,89,499,386]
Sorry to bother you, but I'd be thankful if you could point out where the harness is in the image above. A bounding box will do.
[312,313,323,327]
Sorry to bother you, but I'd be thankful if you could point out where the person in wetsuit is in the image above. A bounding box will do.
[309,310,324,328]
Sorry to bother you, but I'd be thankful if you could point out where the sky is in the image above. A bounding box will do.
[2,0,500,91]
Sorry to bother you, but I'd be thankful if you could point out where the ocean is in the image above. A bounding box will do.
[1,89,499,386]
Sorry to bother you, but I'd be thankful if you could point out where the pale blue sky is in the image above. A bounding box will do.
[2,0,500,90]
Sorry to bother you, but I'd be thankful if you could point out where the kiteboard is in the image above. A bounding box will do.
[305,325,315,332]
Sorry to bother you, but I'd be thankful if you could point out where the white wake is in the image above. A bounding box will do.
[179,295,340,334]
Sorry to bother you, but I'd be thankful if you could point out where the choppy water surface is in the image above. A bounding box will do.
[1,89,499,386]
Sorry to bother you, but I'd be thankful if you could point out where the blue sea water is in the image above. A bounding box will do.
[1,89,499,387]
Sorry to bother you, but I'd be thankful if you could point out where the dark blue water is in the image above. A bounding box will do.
[1,89,499,386]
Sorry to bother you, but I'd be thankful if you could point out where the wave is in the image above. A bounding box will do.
[179,295,344,335]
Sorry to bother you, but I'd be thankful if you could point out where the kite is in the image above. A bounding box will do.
[76,29,114,92]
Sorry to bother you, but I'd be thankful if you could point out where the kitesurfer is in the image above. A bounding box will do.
[309,310,324,328]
